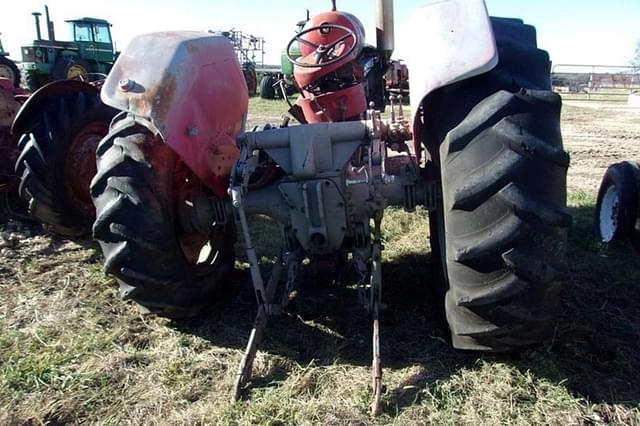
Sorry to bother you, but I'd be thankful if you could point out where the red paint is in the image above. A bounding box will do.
[294,11,365,89]
[292,11,369,124]
[102,33,249,198]
[298,84,367,123]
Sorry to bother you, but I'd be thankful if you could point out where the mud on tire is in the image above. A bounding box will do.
[90,121,235,318]
[426,18,571,351]
[14,91,115,235]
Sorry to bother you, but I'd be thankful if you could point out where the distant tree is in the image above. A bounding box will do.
[633,39,640,69]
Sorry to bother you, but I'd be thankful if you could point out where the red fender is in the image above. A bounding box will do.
[101,32,249,198]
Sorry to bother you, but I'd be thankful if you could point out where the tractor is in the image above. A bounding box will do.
[0,35,21,88]
[20,6,117,92]
[11,0,570,414]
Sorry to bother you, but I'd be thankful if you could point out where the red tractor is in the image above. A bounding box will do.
[89,0,568,414]
[0,78,25,217]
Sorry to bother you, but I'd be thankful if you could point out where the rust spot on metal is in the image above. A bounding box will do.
[152,72,177,122]
[64,121,109,214]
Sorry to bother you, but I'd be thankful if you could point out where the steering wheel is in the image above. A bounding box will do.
[286,24,358,68]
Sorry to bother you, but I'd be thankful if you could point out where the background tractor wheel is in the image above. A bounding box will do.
[594,161,639,246]
[0,56,21,88]
[52,58,90,81]
[25,72,43,92]
[426,18,571,351]
[243,62,257,96]
[91,122,235,318]
[260,74,276,99]
[14,91,116,235]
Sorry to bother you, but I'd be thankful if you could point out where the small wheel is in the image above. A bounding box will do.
[260,74,276,99]
[286,24,358,68]
[52,58,90,81]
[595,162,639,245]
[242,63,257,96]
[0,56,21,88]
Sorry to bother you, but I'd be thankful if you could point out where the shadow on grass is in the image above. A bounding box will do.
[171,201,639,415]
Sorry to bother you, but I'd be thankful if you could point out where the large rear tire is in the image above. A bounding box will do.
[14,91,116,235]
[426,18,571,351]
[243,62,257,96]
[90,121,235,318]
[0,56,21,88]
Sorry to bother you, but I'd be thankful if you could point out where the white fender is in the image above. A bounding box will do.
[407,0,498,132]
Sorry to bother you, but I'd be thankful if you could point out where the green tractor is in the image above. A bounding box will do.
[0,34,21,88]
[259,47,300,99]
[21,6,116,92]
[259,13,308,99]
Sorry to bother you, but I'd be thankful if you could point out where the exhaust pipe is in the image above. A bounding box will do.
[45,5,56,41]
[32,12,42,41]
[375,0,394,63]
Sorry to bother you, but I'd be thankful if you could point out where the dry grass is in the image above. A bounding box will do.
[0,98,639,425]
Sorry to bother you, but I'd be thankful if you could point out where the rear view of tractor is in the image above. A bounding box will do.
[21,6,117,91]
[91,0,570,415]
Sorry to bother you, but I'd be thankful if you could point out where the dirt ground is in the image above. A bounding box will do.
[562,101,640,192]
[1,98,639,424]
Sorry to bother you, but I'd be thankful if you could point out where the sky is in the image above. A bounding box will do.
[0,0,638,67]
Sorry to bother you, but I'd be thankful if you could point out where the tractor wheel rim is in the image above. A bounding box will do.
[599,184,619,242]
[0,64,15,82]
[64,122,108,216]
[67,64,87,80]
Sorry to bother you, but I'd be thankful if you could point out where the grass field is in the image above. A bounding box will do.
[0,98,639,425]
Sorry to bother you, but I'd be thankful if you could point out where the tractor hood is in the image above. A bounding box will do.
[101,31,249,198]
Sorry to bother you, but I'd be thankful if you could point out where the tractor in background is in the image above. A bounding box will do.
[93,0,569,414]
[21,6,117,92]
[0,35,21,88]
[259,12,308,99]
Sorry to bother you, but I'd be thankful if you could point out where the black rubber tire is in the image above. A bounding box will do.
[25,72,43,93]
[90,121,235,318]
[594,161,639,246]
[52,58,90,81]
[243,63,257,96]
[14,91,116,235]
[260,74,276,99]
[0,56,21,88]
[425,18,571,351]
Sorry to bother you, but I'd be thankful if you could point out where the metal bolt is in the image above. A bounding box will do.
[118,78,134,92]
